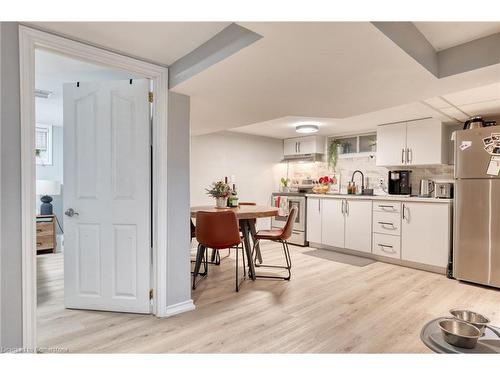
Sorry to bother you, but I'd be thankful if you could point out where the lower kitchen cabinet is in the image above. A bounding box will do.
[401,202,451,268]
[306,197,322,244]
[321,198,345,248]
[345,200,372,253]
[307,195,452,273]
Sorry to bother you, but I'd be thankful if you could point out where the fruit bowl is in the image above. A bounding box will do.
[312,185,330,194]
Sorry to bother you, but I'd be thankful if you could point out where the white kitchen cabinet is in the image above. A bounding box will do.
[321,198,345,248]
[284,138,299,155]
[401,202,451,268]
[283,136,326,156]
[306,197,322,244]
[344,199,372,253]
[376,118,451,167]
[376,122,407,166]
[406,118,444,165]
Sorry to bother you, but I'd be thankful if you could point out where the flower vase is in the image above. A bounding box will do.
[215,197,227,208]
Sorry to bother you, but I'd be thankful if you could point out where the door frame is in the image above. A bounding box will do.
[19,25,169,349]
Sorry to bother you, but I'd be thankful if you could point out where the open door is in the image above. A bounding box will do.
[63,79,151,313]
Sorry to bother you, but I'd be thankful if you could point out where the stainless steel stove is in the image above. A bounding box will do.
[271,192,308,246]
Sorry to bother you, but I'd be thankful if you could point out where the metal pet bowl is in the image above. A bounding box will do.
[438,319,481,349]
[450,309,490,335]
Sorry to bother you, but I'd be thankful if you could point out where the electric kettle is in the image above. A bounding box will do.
[419,179,434,198]
[463,116,484,130]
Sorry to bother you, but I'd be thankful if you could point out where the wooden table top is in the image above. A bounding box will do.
[190,205,279,220]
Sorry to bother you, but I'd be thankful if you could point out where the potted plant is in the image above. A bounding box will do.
[328,139,341,171]
[280,177,290,192]
[206,181,231,208]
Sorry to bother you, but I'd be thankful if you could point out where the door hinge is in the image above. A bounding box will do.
[148,92,154,103]
[149,289,154,300]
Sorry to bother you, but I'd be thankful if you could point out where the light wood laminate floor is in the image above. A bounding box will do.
[37,242,500,353]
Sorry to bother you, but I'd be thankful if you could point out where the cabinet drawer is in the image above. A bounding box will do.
[373,211,401,235]
[36,222,54,236]
[36,235,54,250]
[373,200,401,213]
[372,233,401,259]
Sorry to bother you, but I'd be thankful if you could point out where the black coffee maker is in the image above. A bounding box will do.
[388,170,412,195]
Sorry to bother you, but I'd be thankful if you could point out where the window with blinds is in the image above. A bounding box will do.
[36,124,53,165]
[36,127,49,151]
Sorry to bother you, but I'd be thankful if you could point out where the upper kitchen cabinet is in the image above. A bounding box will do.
[283,136,326,156]
[376,123,407,166]
[376,118,456,167]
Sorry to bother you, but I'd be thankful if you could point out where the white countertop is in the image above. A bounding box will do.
[305,193,453,203]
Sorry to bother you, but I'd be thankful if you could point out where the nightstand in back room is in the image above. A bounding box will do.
[36,214,57,254]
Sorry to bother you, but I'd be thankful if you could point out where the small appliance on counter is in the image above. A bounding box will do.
[388,170,412,195]
[419,179,435,197]
[434,182,453,199]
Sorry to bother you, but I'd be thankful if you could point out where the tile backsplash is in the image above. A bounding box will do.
[289,155,453,195]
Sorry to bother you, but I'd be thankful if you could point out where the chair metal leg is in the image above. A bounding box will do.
[252,240,292,281]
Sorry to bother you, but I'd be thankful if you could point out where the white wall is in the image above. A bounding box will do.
[166,92,193,311]
[1,21,22,348]
[190,131,285,229]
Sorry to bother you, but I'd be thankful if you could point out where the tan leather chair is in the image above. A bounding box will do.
[252,206,298,281]
[193,211,246,291]
[210,202,256,264]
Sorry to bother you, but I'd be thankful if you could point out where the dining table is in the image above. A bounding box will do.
[190,205,279,281]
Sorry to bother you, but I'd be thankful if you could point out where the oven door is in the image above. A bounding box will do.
[271,196,306,231]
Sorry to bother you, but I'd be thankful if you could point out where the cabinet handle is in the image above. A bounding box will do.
[295,142,298,153]
[378,205,395,211]
[402,203,406,220]
[378,244,396,253]
[298,142,301,153]
[318,199,321,212]
[401,148,405,164]
[378,221,395,229]
[409,148,413,163]
[345,200,349,216]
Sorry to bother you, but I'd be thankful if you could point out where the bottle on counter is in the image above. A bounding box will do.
[228,184,239,207]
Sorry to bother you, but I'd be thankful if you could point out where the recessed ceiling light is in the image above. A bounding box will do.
[296,124,319,134]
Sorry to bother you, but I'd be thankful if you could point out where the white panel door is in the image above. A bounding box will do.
[406,118,443,165]
[321,198,345,248]
[376,122,407,166]
[63,79,151,313]
[401,202,450,268]
[344,199,372,253]
[306,198,322,244]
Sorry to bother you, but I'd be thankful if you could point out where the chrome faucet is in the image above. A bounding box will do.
[351,170,365,193]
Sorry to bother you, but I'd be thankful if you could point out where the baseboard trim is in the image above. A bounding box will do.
[164,299,195,317]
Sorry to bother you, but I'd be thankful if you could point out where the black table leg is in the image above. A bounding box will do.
[240,219,256,280]
[249,219,263,265]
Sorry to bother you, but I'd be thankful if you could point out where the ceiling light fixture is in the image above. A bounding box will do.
[295,124,319,134]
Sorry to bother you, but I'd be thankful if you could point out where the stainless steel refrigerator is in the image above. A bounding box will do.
[454,126,500,288]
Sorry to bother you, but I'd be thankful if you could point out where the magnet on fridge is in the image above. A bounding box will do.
[459,141,472,151]
[486,156,500,176]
